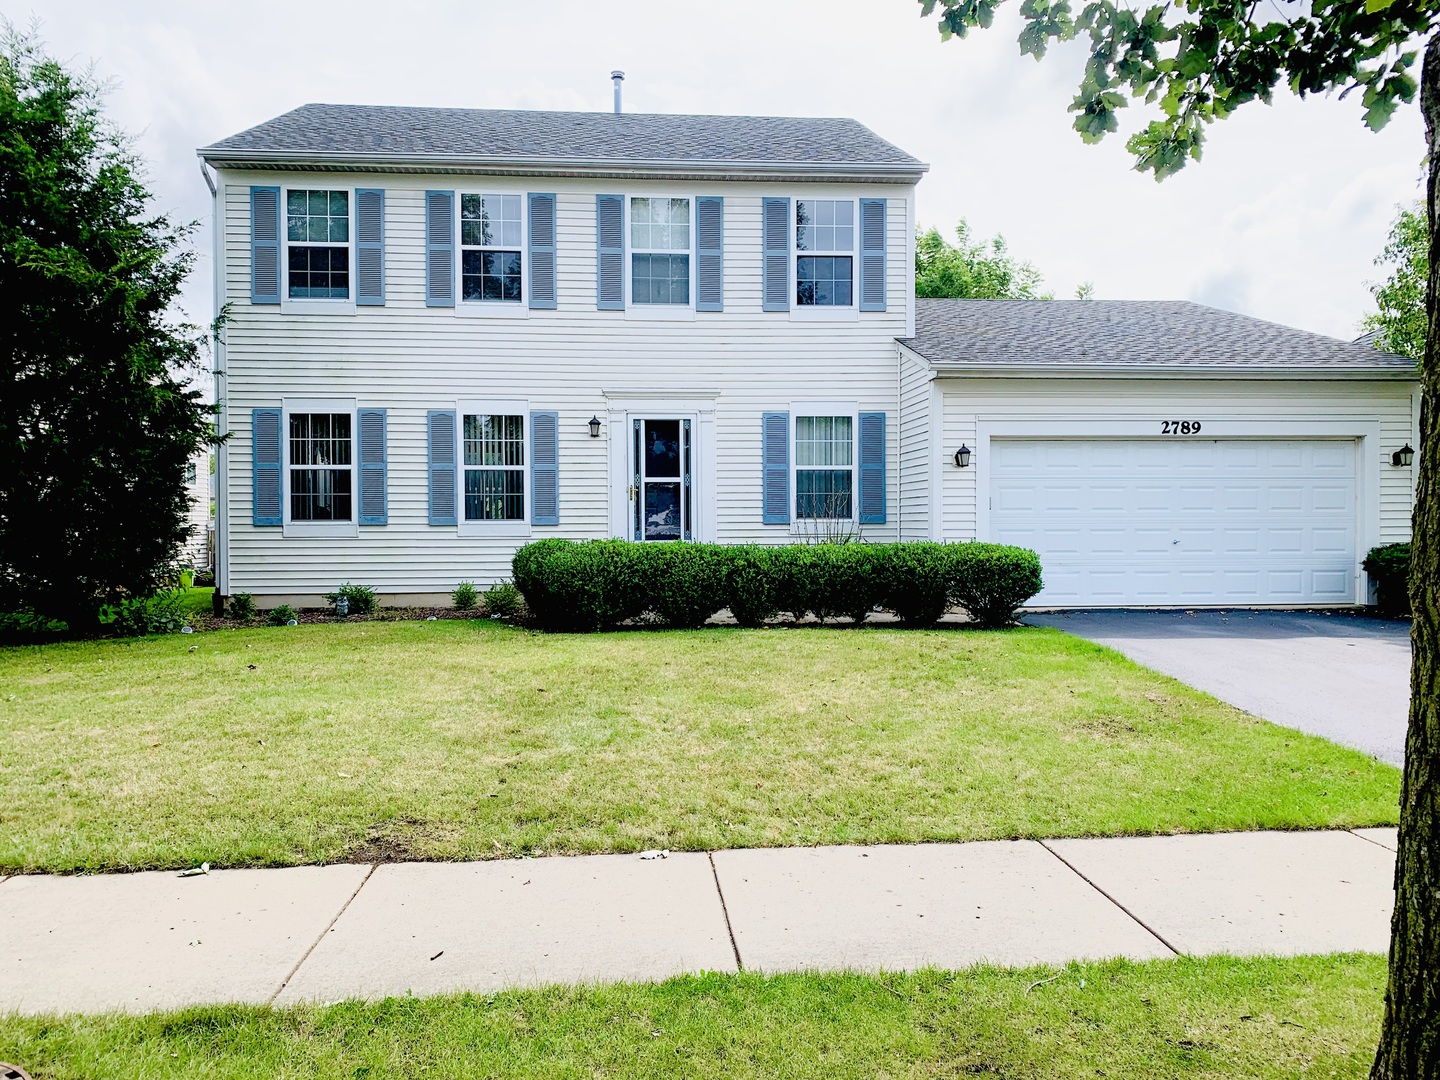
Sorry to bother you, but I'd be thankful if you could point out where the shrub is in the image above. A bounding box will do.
[513,539,651,631]
[511,539,1044,632]
[881,543,951,625]
[483,581,522,619]
[192,569,215,588]
[947,543,1044,628]
[227,593,256,621]
[451,581,479,611]
[725,545,781,627]
[267,604,296,626]
[110,589,188,637]
[645,543,729,628]
[1363,542,1411,616]
[325,583,378,616]
[0,609,68,644]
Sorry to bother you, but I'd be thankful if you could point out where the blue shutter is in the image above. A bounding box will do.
[250,186,281,305]
[355,188,385,306]
[425,191,455,307]
[530,411,560,525]
[251,408,282,526]
[696,196,723,311]
[596,194,624,310]
[427,410,457,525]
[528,192,557,309]
[761,197,790,312]
[859,198,886,312]
[761,412,790,524]
[357,408,387,524]
[857,411,886,524]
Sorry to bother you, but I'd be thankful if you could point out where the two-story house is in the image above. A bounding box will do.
[200,103,1419,610]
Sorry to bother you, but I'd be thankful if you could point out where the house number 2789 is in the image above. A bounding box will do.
[1160,420,1202,435]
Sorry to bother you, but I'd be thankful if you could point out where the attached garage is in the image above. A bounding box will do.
[898,300,1419,609]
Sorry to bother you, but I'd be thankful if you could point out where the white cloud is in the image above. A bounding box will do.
[12,0,1427,340]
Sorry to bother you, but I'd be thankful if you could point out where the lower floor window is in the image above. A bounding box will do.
[796,415,853,519]
[289,413,352,521]
[464,413,525,520]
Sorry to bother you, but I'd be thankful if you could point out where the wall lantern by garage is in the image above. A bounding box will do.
[588,415,602,438]
[953,444,971,468]
[1393,443,1415,467]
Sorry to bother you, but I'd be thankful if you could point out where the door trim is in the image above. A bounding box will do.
[605,396,717,541]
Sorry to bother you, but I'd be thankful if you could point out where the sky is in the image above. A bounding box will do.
[9,0,1428,341]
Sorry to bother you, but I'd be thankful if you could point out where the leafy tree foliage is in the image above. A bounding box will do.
[1363,202,1427,360]
[916,219,1095,299]
[915,220,1052,298]
[917,3,1440,1077]
[0,25,212,632]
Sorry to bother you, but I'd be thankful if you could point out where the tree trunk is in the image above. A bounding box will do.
[1371,29,1440,1080]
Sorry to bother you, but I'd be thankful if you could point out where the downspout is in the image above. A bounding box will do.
[200,159,229,601]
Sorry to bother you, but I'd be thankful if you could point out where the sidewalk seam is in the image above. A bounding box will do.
[708,852,744,973]
[1348,828,1398,851]
[1038,841,1180,956]
[267,863,378,1005]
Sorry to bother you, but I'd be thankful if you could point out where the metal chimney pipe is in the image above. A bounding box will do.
[611,70,624,114]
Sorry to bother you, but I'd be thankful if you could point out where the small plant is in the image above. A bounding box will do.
[483,581,522,619]
[267,604,296,626]
[227,593,256,621]
[452,581,479,611]
[193,569,216,588]
[324,583,378,616]
[1363,543,1411,616]
[110,590,188,637]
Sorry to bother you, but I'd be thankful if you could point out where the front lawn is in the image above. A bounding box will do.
[0,621,1398,872]
[0,955,1386,1078]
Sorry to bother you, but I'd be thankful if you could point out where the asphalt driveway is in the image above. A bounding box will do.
[1025,610,1411,766]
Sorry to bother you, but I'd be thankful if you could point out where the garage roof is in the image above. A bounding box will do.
[198,104,926,183]
[902,299,1416,376]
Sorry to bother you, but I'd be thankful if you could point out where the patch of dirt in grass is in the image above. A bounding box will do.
[341,817,465,864]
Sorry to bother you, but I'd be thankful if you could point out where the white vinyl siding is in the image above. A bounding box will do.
[218,173,910,597]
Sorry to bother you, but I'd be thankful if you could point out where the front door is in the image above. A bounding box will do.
[632,418,691,541]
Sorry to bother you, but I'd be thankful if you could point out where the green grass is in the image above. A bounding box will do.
[177,586,214,617]
[0,955,1385,1078]
[0,621,1398,872]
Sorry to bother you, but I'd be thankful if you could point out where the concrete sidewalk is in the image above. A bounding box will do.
[0,829,1397,1015]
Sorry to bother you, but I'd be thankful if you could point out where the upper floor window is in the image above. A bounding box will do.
[289,413,352,521]
[463,413,525,521]
[796,199,854,307]
[631,197,690,305]
[795,414,853,519]
[287,190,350,299]
[461,194,522,303]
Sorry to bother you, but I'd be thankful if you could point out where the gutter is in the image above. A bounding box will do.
[195,148,928,185]
[920,363,1419,381]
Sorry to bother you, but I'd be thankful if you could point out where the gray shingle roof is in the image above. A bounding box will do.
[902,299,1416,374]
[200,104,924,179]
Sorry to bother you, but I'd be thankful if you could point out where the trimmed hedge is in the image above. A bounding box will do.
[1363,542,1411,616]
[511,540,1042,632]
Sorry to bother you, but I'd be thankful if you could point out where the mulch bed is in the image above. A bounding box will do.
[185,607,497,633]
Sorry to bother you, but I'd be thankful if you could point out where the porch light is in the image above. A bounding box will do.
[1393,444,1415,467]
[588,415,602,438]
[953,444,971,468]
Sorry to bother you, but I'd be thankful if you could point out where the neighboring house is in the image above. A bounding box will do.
[179,450,211,569]
[198,103,1418,610]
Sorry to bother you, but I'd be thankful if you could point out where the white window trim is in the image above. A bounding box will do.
[790,400,859,530]
[456,398,532,538]
[790,197,858,322]
[625,193,697,321]
[455,190,529,319]
[280,187,356,315]
[281,397,358,537]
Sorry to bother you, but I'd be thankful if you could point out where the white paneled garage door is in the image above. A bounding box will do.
[990,439,1358,606]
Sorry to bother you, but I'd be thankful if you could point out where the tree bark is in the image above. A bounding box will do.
[1371,29,1440,1080]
